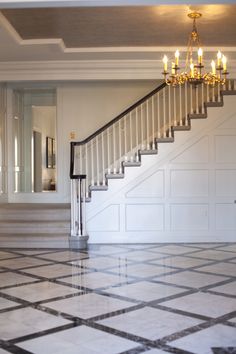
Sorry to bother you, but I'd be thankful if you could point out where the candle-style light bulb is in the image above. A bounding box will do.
[211,60,216,75]
[198,48,203,65]
[222,55,227,71]
[172,62,175,75]
[163,55,168,72]
[175,50,180,66]
[190,63,194,77]
[217,51,222,67]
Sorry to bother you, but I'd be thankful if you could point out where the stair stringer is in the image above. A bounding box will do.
[86,95,236,243]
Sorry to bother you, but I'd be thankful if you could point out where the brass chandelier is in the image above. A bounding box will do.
[162,12,229,86]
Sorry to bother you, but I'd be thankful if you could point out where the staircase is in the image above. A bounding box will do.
[0,203,70,247]
[70,79,236,242]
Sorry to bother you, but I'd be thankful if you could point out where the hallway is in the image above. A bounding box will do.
[0,243,235,353]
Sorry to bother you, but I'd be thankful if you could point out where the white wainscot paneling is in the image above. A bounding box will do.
[216,170,236,196]
[216,204,236,230]
[170,204,209,230]
[87,204,120,232]
[215,135,236,163]
[126,170,164,198]
[170,170,209,197]
[125,204,164,231]
[170,136,209,164]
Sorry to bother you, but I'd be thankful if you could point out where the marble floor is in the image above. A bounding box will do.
[0,243,236,354]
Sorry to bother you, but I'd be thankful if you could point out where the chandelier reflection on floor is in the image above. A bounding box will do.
[162,12,229,86]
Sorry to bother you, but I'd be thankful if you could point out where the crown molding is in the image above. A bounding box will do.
[1,0,235,9]
[0,59,236,81]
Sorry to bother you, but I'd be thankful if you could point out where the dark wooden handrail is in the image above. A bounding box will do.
[70,81,166,178]
[72,81,166,146]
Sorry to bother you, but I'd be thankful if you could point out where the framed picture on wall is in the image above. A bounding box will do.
[46,137,55,169]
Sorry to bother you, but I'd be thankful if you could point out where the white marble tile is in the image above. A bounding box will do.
[23,263,78,279]
[71,256,130,270]
[0,251,18,260]
[197,262,236,277]
[45,292,134,319]
[229,317,236,324]
[217,244,236,252]
[189,243,225,249]
[210,281,236,296]
[89,245,126,255]
[143,350,172,354]
[104,281,185,302]
[39,250,88,262]
[0,257,51,269]
[112,263,175,278]
[162,292,236,318]
[113,250,166,261]
[150,245,198,255]
[0,348,12,354]
[1,281,80,302]
[0,297,19,310]
[0,271,37,287]
[98,306,202,340]
[60,271,130,289]
[190,249,235,260]
[155,270,227,288]
[170,324,236,354]
[0,307,71,340]
[151,256,212,269]
[13,250,54,255]
[18,325,137,354]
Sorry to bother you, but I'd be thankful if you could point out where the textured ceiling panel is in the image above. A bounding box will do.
[2,4,236,48]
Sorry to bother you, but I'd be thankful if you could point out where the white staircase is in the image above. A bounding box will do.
[70,80,236,245]
[0,203,70,247]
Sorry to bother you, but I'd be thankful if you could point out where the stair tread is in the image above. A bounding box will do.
[106,173,125,179]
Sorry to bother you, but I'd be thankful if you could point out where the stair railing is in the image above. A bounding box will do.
[69,79,235,245]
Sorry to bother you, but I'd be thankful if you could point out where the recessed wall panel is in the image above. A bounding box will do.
[216,204,236,230]
[87,204,120,232]
[126,204,164,231]
[215,135,236,163]
[170,170,209,197]
[216,170,236,196]
[170,204,209,230]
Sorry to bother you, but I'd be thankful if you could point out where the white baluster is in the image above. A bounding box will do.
[129,112,133,161]
[107,127,110,174]
[207,84,210,102]
[157,92,161,138]
[168,85,171,136]
[146,100,150,148]
[101,131,105,185]
[201,83,204,114]
[119,119,122,173]
[179,85,182,126]
[190,84,193,114]
[173,88,177,126]
[163,89,167,136]
[152,96,155,148]
[96,136,99,185]
[141,104,144,149]
[82,178,87,236]
[184,82,188,125]
[124,115,127,161]
[113,123,116,173]
[217,82,221,103]
[91,140,94,186]
[196,85,199,114]
[85,143,88,198]
[135,108,139,160]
